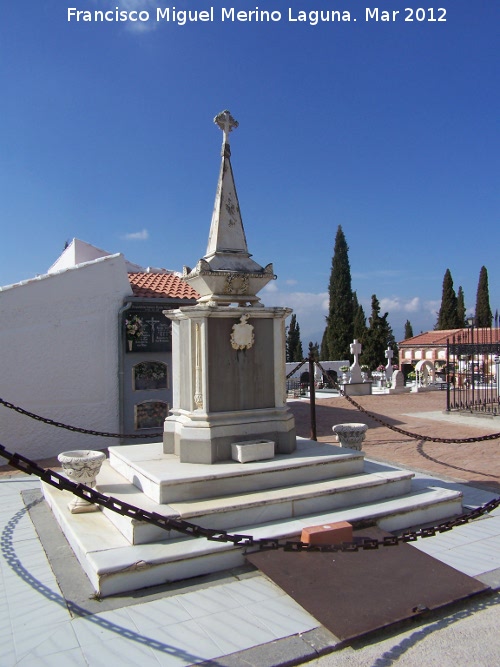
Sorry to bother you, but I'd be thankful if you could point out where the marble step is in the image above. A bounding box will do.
[108,439,365,504]
[41,481,463,597]
[96,460,413,544]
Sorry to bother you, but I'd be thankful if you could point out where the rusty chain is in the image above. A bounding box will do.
[341,392,500,444]
[286,360,307,380]
[0,398,162,439]
[1,394,499,551]
[0,442,499,552]
[2,389,500,446]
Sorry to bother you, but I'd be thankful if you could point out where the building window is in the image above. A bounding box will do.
[135,401,169,430]
[133,361,168,391]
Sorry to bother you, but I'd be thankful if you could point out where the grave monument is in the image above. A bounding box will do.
[341,338,372,396]
[162,111,296,463]
[41,112,463,597]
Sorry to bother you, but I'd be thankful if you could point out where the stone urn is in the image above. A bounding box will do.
[332,423,368,451]
[57,449,106,514]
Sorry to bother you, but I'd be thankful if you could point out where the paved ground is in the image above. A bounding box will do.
[0,391,499,665]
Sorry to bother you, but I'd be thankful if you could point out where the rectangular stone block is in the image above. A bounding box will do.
[301,521,353,545]
[231,440,275,463]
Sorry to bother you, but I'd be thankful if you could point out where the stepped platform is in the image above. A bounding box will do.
[41,438,463,597]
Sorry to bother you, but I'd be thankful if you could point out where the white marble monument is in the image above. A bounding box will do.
[41,112,464,598]
[163,111,296,463]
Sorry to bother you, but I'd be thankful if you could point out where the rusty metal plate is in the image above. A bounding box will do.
[246,527,489,642]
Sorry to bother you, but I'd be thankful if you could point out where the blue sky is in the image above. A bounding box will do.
[1,1,498,344]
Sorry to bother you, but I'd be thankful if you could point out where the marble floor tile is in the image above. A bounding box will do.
[16,647,89,666]
[81,634,162,667]
[144,618,227,665]
[244,594,319,637]
[194,605,277,654]
[126,596,193,632]
[176,583,242,618]
[219,575,285,605]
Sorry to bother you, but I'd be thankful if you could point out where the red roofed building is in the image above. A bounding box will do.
[399,328,500,395]
[128,272,199,301]
[122,270,198,441]
[399,329,500,367]
[398,329,463,370]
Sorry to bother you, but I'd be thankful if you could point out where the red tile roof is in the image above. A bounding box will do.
[399,328,500,346]
[128,273,199,300]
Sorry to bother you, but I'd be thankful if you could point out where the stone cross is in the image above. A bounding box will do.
[350,340,362,367]
[214,110,239,146]
[385,347,394,381]
[349,339,363,383]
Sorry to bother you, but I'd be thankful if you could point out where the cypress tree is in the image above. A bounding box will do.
[435,269,459,329]
[361,295,397,370]
[352,292,367,343]
[475,266,492,327]
[286,314,304,362]
[456,286,466,327]
[404,320,414,339]
[322,225,353,360]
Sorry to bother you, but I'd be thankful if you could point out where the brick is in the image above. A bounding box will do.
[301,521,353,545]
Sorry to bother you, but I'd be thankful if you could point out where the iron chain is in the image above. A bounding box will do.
[0,398,162,439]
[6,383,499,445]
[340,392,500,444]
[1,443,499,553]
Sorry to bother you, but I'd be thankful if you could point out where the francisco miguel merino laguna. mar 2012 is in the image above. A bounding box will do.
[67,7,353,24]
[67,7,447,26]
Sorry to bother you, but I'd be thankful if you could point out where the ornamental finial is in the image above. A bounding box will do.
[214,110,238,151]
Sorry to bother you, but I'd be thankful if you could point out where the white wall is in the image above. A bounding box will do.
[0,254,133,459]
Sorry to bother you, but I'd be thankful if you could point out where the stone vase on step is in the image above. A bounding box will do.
[57,450,106,514]
[332,423,368,451]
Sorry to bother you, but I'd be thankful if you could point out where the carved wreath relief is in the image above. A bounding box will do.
[230,314,254,350]
[223,273,249,295]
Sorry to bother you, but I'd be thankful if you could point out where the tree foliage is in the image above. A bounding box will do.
[353,292,368,344]
[361,295,398,369]
[286,314,303,362]
[322,225,353,360]
[404,320,414,339]
[456,286,466,327]
[435,269,461,329]
[475,266,492,327]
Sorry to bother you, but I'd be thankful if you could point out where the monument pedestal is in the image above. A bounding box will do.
[163,305,296,463]
[164,406,296,464]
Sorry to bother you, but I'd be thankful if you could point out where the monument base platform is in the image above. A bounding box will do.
[42,439,463,597]
[163,406,296,464]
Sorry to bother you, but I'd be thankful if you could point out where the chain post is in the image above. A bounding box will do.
[308,346,317,441]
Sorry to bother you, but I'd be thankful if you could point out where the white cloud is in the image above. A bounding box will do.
[122,229,149,241]
[261,284,328,342]
[260,285,441,346]
[379,296,421,313]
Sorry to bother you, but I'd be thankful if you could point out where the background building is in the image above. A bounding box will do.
[0,240,197,459]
